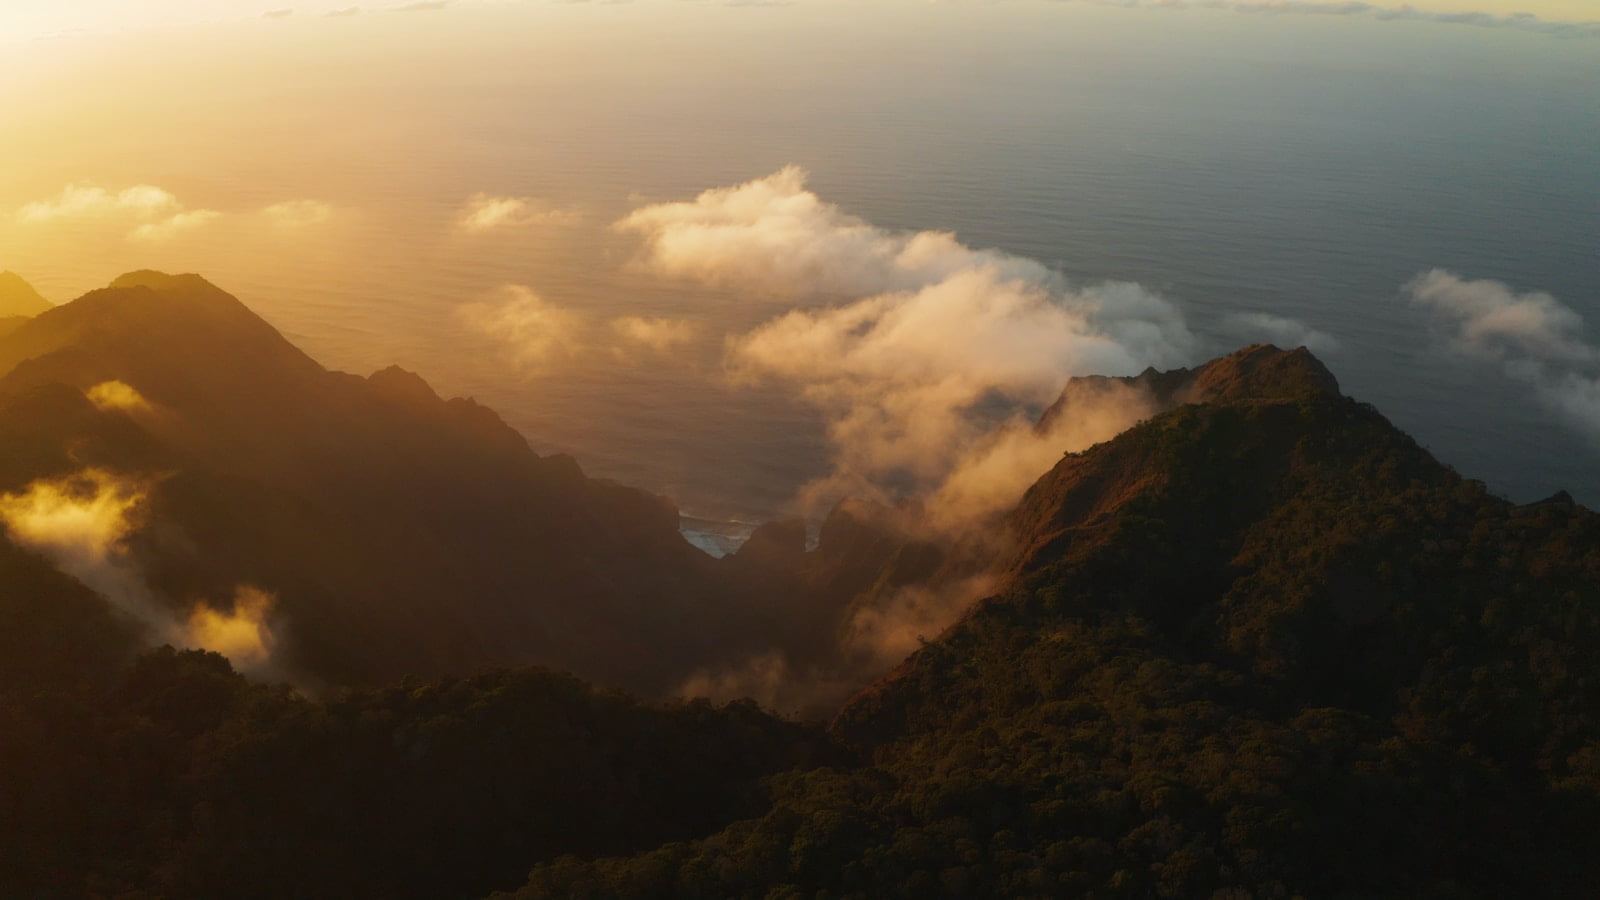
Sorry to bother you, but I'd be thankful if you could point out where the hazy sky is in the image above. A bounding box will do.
[1,0,1596,41]
[1,0,1595,515]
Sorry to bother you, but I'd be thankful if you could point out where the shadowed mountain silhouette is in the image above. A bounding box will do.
[3,286,1597,896]
[0,272,772,692]
[706,345,1355,715]
[497,344,1600,898]
[0,271,51,319]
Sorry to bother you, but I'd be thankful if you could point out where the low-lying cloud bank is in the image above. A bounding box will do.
[459,285,583,371]
[86,380,154,414]
[1055,0,1600,38]
[0,468,279,674]
[459,285,696,369]
[620,167,1214,710]
[1409,269,1600,443]
[12,183,337,244]
[621,166,1199,528]
[456,194,579,233]
[263,199,335,228]
[1222,311,1342,356]
[15,183,219,244]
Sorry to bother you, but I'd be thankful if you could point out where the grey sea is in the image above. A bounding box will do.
[6,3,1597,550]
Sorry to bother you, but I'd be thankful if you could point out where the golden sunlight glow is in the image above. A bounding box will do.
[185,586,278,670]
[0,0,1591,42]
[456,194,578,233]
[0,469,145,567]
[86,380,154,413]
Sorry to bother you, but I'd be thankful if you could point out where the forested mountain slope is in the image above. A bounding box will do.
[510,347,1600,897]
[3,275,1595,897]
[0,272,767,694]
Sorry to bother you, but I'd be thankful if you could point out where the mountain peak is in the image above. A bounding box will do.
[367,365,442,406]
[0,270,325,415]
[1187,343,1340,403]
[107,270,237,298]
[1039,344,1339,434]
[0,271,52,318]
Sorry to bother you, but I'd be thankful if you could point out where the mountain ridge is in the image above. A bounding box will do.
[506,334,1600,897]
[0,272,762,693]
[0,270,51,319]
[3,272,1597,897]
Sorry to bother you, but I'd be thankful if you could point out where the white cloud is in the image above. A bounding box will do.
[612,315,697,352]
[129,209,222,242]
[186,586,278,671]
[1408,269,1600,443]
[456,193,578,233]
[1057,0,1600,37]
[465,287,702,370]
[0,468,281,675]
[262,199,334,228]
[1410,269,1597,366]
[617,165,1051,298]
[622,167,1198,528]
[15,184,178,223]
[459,285,582,371]
[86,380,154,414]
[0,469,148,601]
[1222,311,1341,355]
[16,182,222,242]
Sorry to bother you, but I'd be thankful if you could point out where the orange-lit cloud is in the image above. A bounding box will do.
[623,168,1196,526]
[16,184,178,223]
[0,468,281,674]
[130,209,223,242]
[466,284,700,370]
[86,380,154,414]
[456,193,577,233]
[612,315,696,352]
[262,199,334,228]
[185,586,278,671]
[14,183,221,243]
[459,285,582,370]
[617,165,1051,298]
[678,571,1002,715]
[0,469,147,590]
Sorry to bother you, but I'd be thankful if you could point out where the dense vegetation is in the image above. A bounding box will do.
[505,370,1600,897]
[3,274,1597,897]
[0,624,840,897]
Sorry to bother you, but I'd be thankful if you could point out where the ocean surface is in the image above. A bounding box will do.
[2,3,1597,552]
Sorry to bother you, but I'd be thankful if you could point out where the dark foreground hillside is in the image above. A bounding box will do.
[0,641,841,898]
[504,348,1600,897]
[0,271,774,695]
[1,273,1597,897]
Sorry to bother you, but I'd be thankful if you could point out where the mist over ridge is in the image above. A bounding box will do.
[4,0,1597,522]
[3,5,1598,892]
[4,266,1599,897]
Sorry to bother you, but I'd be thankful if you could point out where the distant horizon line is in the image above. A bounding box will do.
[5,0,1597,48]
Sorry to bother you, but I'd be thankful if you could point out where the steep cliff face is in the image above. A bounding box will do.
[0,272,762,693]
